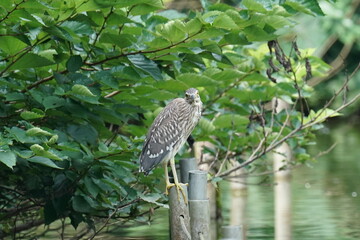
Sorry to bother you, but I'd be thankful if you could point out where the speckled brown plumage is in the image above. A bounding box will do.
[139,88,202,175]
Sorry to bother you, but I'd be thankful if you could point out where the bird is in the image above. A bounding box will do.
[139,88,202,202]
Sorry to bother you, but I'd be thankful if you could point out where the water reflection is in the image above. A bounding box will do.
[115,123,360,239]
[221,122,360,240]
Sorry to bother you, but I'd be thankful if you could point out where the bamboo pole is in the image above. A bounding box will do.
[169,185,191,240]
[188,170,210,240]
[193,141,217,240]
[180,158,197,184]
[273,98,292,240]
[229,160,247,240]
[220,225,242,240]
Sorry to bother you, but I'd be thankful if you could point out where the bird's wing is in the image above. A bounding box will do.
[139,98,185,174]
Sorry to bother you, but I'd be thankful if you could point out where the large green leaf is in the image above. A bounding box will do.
[213,13,238,29]
[243,26,276,41]
[27,156,63,169]
[213,114,249,128]
[66,55,83,72]
[177,73,217,87]
[156,20,187,42]
[72,195,92,213]
[43,96,66,110]
[284,0,324,16]
[10,53,55,70]
[99,33,136,48]
[242,0,268,13]
[0,151,16,169]
[0,36,28,55]
[127,54,163,80]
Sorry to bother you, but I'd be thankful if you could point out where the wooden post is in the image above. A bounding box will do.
[220,225,242,240]
[180,158,197,184]
[188,170,210,240]
[169,185,191,240]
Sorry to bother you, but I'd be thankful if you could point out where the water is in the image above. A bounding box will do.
[233,122,360,240]
[57,122,360,239]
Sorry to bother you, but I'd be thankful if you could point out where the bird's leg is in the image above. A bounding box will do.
[164,162,171,195]
[166,157,187,204]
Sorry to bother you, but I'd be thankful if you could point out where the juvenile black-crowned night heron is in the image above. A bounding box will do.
[139,88,202,202]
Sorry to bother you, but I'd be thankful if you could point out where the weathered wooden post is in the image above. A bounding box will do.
[220,225,242,240]
[188,170,210,240]
[169,184,191,240]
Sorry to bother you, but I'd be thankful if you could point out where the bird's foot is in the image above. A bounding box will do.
[166,182,188,204]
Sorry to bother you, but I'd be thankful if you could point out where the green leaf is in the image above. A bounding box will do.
[155,79,188,91]
[213,13,238,29]
[61,21,94,35]
[177,73,217,87]
[131,1,164,15]
[305,108,341,124]
[284,0,324,16]
[243,26,276,41]
[10,53,55,70]
[185,18,203,35]
[156,20,187,42]
[26,127,53,137]
[44,201,58,225]
[243,73,269,82]
[72,195,92,213]
[47,135,59,145]
[145,90,177,101]
[67,124,98,145]
[198,118,215,133]
[43,96,66,110]
[128,54,163,80]
[99,33,136,48]
[71,84,96,97]
[139,193,168,208]
[84,177,100,198]
[20,109,45,120]
[242,0,268,13]
[66,55,83,72]
[6,127,38,144]
[0,151,16,169]
[0,36,28,55]
[27,156,63,169]
[30,144,63,161]
[212,69,246,81]
[43,26,73,42]
[213,114,249,128]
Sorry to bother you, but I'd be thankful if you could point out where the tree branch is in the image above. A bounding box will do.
[216,64,360,178]
[0,0,27,23]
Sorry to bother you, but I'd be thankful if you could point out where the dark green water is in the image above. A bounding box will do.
[117,122,360,239]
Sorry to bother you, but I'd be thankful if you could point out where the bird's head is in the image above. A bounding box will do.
[185,88,201,105]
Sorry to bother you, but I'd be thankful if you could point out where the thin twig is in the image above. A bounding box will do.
[0,0,27,23]
[84,31,202,67]
[215,131,233,177]
[315,142,337,159]
[217,68,360,178]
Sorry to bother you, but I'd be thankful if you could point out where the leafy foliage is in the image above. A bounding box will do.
[0,0,333,237]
